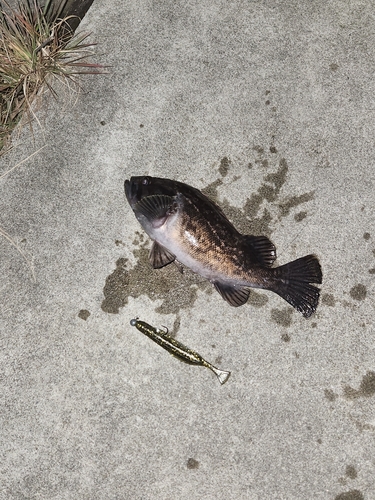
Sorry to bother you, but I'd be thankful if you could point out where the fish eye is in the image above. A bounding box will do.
[142,177,151,185]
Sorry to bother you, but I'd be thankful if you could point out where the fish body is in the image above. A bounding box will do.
[125,176,322,317]
[130,318,231,384]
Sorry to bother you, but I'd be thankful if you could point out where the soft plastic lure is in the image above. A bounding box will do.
[130,318,231,385]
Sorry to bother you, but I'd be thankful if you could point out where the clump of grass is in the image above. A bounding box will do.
[0,0,104,151]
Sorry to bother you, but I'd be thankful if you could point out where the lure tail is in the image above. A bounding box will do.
[271,254,322,318]
[211,366,231,385]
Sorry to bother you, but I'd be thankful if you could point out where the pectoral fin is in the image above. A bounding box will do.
[149,241,176,268]
[135,195,176,228]
[213,281,250,307]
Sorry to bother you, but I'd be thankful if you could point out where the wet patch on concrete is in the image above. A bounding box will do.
[187,458,199,469]
[349,284,367,301]
[363,232,370,240]
[101,246,211,315]
[278,191,315,218]
[78,309,90,320]
[322,293,336,306]
[334,490,364,500]
[271,308,293,327]
[247,291,268,308]
[281,333,291,342]
[214,354,222,365]
[219,157,230,177]
[324,389,338,402]
[200,178,223,204]
[202,157,315,238]
[343,371,375,399]
[115,239,125,246]
[294,211,307,222]
[345,465,357,480]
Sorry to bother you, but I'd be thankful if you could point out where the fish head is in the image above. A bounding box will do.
[124,176,181,237]
[124,176,178,206]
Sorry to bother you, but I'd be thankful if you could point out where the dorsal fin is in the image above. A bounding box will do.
[149,242,176,268]
[213,281,250,307]
[242,235,276,267]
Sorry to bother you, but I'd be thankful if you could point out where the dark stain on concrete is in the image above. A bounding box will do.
[204,157,314,239]
[281,333,291,342]
[330,63,339,71]
[270,146,277,153]
[294,211,307,222]
[219,158,288,238]
[203,185,272,238]
[271,308,293,327]
[214,354,222,365]
[363,232,370,240]
[264,158,288,193]
[369,268,375,274]
[278,191,315,217]
[322,293,335,306]
[101,247,211,315]
[345,465,357,480]
[344,371,375,399]
[132,230,145,246]
[349,284,367,301]
[219,157,230,177]
[200,178,223,204]
[324,388,337,402]
[334,491,364,500]
[187,458,199,469]
[247,291,268,308]
[253,145,264,155]
[78,309,90,320]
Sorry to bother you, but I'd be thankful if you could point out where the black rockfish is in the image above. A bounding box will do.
[124,176,322,317]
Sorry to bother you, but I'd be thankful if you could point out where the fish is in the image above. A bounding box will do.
[124,176,322,317]
[130,318,231,384]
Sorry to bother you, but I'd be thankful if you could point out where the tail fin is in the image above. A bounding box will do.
[272,254,322,318]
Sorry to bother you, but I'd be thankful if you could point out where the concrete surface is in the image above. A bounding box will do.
[1,1,375,499]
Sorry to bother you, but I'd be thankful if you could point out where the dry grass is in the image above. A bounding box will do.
[0,0,104,151]
[0,0,104,278]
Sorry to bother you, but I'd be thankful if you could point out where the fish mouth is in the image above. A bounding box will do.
[124,177,151,208]
[125,176,178,208]
[124,178,138,207]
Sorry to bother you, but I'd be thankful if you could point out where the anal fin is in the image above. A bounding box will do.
[213,281,250,307]
[149,242,176,268]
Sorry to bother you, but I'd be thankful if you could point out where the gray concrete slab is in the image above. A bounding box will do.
[1,1,375,499]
